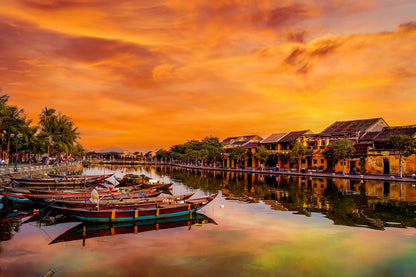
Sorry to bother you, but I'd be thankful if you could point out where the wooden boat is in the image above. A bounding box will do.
[1,210,37,221]
[52,194,218,222]
[2,192,34,203]
[115,177,173,189]
[24,188,161,205]
[49,213,217,245]
[139,182,173,189]
[10,176,101,187]
[1,185,32,194]
[41,193,196,209]
[27,185,139,195]
[48,174,113,181]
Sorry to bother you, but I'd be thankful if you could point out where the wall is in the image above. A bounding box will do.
[367,151,416,176]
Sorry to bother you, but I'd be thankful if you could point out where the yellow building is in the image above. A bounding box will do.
[366,125,416,176]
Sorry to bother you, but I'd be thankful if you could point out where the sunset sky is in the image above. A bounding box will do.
[1,0,415,152]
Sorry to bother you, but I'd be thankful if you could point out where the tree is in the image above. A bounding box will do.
[155,149,168,162]
[254,146,269,168]
[0,101,26,163]
[205,145,224,167]
[289,141,306,172]
[333,139,356,175]
[229,146,248,168]
[38,108,80,162]
[21,123,40,163]
[38,107,57,162]
[168,136,223,166]
[388,135,416,178]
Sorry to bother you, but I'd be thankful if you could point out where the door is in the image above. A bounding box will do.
[383,158,390,174]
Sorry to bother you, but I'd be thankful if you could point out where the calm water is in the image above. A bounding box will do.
[1,165,416,276]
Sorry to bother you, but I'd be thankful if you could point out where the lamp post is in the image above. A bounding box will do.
[14,133,23,172]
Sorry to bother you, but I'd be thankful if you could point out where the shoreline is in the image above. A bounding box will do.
[169,163,416,183]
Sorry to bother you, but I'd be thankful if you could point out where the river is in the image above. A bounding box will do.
[1,165,416,276]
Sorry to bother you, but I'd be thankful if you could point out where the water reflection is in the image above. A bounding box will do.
[161,166,416,230]
[50,213,217,246]
[1,165,416,239]
[2,165,416,276]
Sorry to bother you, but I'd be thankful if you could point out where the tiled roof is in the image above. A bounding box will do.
[279,130,310,143]
[232,141,249,146]
[374,125,416,142]
[222,135,261,143]
[359,131,381,142]
[353,143,370,157]
[320,118,384,135]
[261,133,288,143]
[244,142,262,149]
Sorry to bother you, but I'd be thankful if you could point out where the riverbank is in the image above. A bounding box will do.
[169,163,416,183]
[91,160,168,166]
[0,161,83,184]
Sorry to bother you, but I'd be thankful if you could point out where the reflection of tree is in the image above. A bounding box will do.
[331,195,355,215]
[373,201,416,228]
[165,167,224,194]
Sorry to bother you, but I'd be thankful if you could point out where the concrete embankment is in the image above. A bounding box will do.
[170,163,416,183]
[0,162,83,185]
[90,160,167,166]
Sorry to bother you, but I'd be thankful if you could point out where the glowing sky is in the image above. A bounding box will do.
[0,0,415,151]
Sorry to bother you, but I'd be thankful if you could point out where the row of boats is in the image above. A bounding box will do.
[1,173,217,223]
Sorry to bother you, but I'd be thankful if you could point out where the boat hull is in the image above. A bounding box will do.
[2,192,33,203]
[53,194,217,223]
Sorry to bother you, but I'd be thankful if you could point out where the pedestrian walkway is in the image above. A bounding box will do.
[170,163,416,183]
[0,161,83,184]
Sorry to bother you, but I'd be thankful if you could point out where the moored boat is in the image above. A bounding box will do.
[48,173,114,181]
[49,213,217,245]
[2,192,34,203]
[115,177,173,189]
[41,192,196,209]
[24,187,161,205]
[10,176,108,187]
[51,194,218,222]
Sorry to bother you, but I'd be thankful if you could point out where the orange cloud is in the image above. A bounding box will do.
[0,1,415,151]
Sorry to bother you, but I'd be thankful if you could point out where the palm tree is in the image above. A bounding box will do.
[38,108,80,163]
[38,107,57,163]
[53,113,79,159]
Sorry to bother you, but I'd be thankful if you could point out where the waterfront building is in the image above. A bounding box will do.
[366,125,416,176]
[260,130,311,169]
[304,118,389,173]
[222,135,263,167]
[218,118,415,176]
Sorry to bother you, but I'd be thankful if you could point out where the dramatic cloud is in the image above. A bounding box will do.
[0,0,415,151]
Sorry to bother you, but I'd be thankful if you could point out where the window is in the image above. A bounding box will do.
[313,159,317,164]
[320,159,324,164]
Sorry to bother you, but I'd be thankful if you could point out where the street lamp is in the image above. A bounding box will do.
[13,133,23,171]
